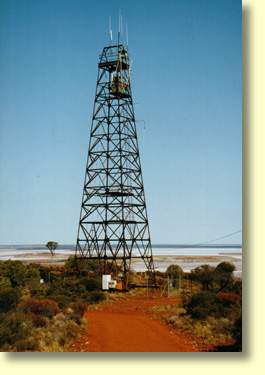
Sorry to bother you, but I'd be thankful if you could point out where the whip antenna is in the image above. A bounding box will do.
[121,13,123,42]
[109,16,112,45]
[126,23,128,50]
[118,10,121,44]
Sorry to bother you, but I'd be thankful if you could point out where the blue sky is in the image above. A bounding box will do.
[0,0,242,245]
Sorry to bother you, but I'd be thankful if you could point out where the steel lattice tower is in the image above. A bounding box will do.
[75,43,155,288]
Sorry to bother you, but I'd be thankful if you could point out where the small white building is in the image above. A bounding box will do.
[102,275,111,290]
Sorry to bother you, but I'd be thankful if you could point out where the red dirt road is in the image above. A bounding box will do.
[68,296,201,352]
[83,311,193,352]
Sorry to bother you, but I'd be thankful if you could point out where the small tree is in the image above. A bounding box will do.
[191,264,215,291]
[191,262,236,293]
[216,261,236,273]
[45,241,58,257]
[166,265,184,287]
[214,262,236,293]
[45,241,58,267]
[166,264,184,278]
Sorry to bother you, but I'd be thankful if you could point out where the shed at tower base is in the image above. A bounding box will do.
[75,41,156,289]
[102,275,111,290]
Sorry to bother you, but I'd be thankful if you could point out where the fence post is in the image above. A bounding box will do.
[146,274,149,300]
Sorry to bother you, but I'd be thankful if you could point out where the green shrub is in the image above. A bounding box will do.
[40,277,102,304]
[190,265,215,291]
[232,280,242,296]
[187,292,229,320]
[18,298,61,319]
[0,288,20,313]
[57,278,86,297]
[29,282,49,299]
[0,311,31,348]
[64,256,77,270]
[13,335,40,352]
[217,292,242,307]
[65,256,99,272]
[46,280,68,297]
[0,276,12,290]
[214,262,236,292]
[46,278,86,298]
[166,264,184,278]
[0,260,40,288]
[31,314,47,327]
[69,313,83,325]
[231,311,242,350]
[47,295,72,310]
[87,291,106,303]
[78,276,101,292]
[190,306,210,320]
[71,300,88,317]
[215,261,236,273]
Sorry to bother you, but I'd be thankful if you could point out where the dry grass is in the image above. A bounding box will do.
[168,315,233,347]
[149,304,184,313]
[32,312,87,352]
[2,310,88,352]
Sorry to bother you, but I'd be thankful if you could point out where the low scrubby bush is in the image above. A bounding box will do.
[0,260,40,288]
[65,256,99,272]
[78,276,101,292]
[31,314,48,327]
[217,292,242,307]
[187,292,230,320]
[18,298,61,319]
[71,300,88,317]
[232,280,242,296]
[0,288,20,313]
[13,335,40,352]
[87,291,106,303]
[69,313,83,325]
[29,282,49,299]
[47,278,87,299]
[190,265,215,291]
[46,281,69,297]
[0,311,31,348]
[231,311,242,350]
[190,306,210,320]
[0,276,12,290]
[47,295,72,310]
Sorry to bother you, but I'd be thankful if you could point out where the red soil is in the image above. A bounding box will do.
[67,295,209,352]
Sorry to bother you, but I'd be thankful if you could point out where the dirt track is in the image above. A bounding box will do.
[68,296,201,352]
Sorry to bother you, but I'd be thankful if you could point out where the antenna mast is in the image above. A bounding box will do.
[118,10,123,44]
[121,13,123,42]
[109,16,112,45]
[126,23,128,50]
